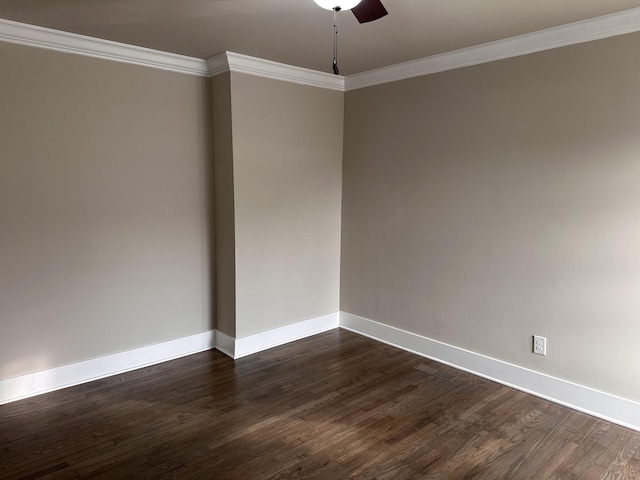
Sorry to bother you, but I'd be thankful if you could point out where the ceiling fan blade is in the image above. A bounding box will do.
[351,0,388,23]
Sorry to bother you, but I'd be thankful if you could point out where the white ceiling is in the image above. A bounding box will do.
[0,0,638,75]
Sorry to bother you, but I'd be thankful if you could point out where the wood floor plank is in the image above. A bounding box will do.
[1,329,639,479]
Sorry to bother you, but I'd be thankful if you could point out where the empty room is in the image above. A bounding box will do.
[1,1,639,478]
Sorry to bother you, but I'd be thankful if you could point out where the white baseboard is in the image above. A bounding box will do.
[6,310,636,434]
[0,330,216,405]
[0,312,338,404]
[218,312,340,359]
[339,312,640,432]
[214,330,236,359]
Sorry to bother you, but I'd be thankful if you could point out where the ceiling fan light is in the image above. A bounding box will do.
[313,0,362,11]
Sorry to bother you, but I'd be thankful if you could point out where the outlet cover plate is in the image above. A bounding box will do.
[533,335,547,355]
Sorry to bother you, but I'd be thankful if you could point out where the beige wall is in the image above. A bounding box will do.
[230,73,343,338]
[5,21,637,407]
[341,33,640,402]
[211,72,236,337]
[0,42,213,379]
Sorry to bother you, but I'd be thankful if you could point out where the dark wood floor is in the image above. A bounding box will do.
[1,329,639,479]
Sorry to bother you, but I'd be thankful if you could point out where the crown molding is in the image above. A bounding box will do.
[0,17,343,88]
[207,52,345,91]
[2,7,640,88]
[206,52,231,77]
[0,18,209,76]
[345,6,640,90]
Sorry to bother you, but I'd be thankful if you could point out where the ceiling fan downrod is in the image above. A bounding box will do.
[313,0,387,75]
[333,7,340,75]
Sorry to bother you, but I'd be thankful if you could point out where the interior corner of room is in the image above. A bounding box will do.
[1,13,639,432]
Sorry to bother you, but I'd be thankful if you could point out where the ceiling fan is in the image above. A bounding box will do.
[313,0,388,75]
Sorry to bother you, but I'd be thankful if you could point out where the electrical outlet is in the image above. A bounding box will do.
[533,335,547,356]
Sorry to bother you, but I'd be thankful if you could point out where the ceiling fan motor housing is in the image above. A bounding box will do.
[313,0,362,11]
